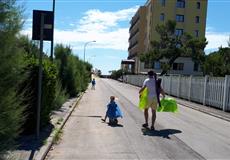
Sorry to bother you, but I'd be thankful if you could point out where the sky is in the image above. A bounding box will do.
[19,0,230,74]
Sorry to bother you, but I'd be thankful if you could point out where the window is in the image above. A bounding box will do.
[154,61,161,69]
[194,62,199,71]
[160,0,166,6]
[176,14,184,22]
[144,61,153,69]
[173,63,184,70]
[151,4,154,12]
[175,29,184,36]
[196,16,200,23]
[160,13,165,21]
[197,2,201,9]
[195,30,199,37]
[160,62,166,69]
[176,0,185,8]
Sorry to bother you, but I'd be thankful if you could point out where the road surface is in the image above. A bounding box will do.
[46,78,230,160]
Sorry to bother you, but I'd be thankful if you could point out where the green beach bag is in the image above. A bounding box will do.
[157,98,178,113]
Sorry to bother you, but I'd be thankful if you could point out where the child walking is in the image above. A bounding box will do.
[101,96,123,125]
[91,78,96,90]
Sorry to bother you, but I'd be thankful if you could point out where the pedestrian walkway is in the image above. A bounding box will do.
[173,97,230,122]
[9,98,78,160]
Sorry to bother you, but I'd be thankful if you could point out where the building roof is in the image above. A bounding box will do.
[121,59,135,64]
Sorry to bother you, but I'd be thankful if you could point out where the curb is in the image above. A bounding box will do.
[175,99,230,123]
[34,93,84,160]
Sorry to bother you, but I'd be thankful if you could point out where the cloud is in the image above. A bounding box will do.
[205,31,229,50]
[106,55,121,60]
[22,9,230,52]
[77,7,138,32]
[21,6,138,51]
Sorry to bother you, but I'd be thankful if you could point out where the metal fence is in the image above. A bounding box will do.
[123,75,230,112]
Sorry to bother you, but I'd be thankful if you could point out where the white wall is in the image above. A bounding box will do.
[138,57,203,76]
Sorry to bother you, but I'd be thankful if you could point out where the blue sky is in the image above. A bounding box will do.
[20,0,230,74]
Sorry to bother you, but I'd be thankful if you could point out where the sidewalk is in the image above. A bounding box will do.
[173,96,230,122]
[9,96,81,160]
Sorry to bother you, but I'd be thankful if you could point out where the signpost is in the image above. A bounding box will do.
[50,0,56,60]
[32,10,54,41]
[32,10,54,139]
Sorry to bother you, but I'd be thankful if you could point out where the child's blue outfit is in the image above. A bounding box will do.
[92,79,96,85]
[106,101,123,119]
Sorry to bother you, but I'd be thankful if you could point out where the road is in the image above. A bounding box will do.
[46,78,230,160]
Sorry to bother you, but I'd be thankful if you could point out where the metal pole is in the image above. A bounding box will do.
[203,75,208,106]
[223,75,230,111]
[37,13,44,139]
[50,0,55,61]
[83,41,96,62]
[84,43,87,62]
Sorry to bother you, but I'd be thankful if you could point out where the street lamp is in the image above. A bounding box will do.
[84,40,96,62]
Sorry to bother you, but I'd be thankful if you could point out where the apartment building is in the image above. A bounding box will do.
[126,0,208,75]
[126,6,147,73]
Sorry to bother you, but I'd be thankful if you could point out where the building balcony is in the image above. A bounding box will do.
[129,16,140,31]
[128,41,138,51]
[129,29,139,41]
[128,53,137,59]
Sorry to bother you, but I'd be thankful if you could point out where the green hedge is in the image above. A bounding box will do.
[0,0,26,156]
[0,1,92,156]
[20,57,60,134]
[55,44,92,97]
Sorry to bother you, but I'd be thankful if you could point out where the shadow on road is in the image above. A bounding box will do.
[16,123,54,160]
[101,121,124,127]
[108,123,124,127]
[142,128,182,139]
[72,115,102,118]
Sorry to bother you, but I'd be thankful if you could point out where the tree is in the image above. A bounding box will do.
[110,69,123,80]
[140,20,208,75]
[97,70,102,77]
[54,44,92,97]
[203,47,230,76]
[0,0,25,156]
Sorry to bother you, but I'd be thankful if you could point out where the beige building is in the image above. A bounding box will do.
[127,6,147,73]
[126,0,208,75]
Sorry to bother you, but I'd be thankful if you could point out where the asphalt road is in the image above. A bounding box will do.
[46,78,230,160]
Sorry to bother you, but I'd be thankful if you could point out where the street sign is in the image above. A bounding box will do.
[32,10,54,41]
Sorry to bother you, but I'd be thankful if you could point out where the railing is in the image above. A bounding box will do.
[123,75,230,112]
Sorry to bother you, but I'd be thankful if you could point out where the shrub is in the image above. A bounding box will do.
[54,44,92,97]
[53,81,68,110]
[20,57,58,134]
[0,0,25,156]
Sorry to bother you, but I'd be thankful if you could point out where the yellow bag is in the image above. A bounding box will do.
[138,88,148,110]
